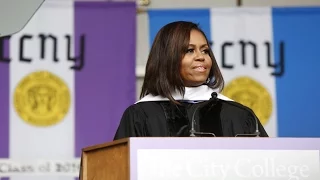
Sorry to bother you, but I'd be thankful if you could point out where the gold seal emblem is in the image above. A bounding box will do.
[14,71,71,127]
[222,76,272,125]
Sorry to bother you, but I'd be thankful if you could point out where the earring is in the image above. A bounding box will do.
[206,78,210,84]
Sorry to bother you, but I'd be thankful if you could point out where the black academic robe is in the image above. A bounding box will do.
[114,97,268,140]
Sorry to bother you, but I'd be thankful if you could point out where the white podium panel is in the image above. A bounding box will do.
[137,149,318,180]
[128,138,320,180]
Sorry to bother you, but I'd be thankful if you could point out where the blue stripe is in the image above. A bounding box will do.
[148,9,211,46]
[272,7,320,137]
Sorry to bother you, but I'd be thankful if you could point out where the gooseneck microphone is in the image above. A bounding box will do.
[190,105,201,137]
[189,93,218,137]
[210,92,261,137]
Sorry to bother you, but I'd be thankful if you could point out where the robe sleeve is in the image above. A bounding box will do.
[113,105,147,140]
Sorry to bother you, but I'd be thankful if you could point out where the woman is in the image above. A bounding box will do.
[114,21,268,140]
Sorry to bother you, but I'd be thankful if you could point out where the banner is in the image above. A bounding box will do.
[0,0,136,179]
[148,7,320,138]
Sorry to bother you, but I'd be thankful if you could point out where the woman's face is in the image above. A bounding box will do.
[180,30,212,87]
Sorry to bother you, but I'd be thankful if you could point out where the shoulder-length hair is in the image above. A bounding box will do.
[140,21,224,104]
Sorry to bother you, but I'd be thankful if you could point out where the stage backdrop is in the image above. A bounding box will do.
[0,0,136,179]
[148,7,320,138]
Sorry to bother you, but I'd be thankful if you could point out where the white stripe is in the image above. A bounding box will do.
[9,0,75,179]
[0,158,80,177]
[210,7,278,137]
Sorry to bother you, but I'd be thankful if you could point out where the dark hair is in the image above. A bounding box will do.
[140,21,224,104]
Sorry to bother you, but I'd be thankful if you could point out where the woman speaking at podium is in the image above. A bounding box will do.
[114,21,268,140]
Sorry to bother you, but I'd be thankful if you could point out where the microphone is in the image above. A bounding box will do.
[210,92,261,137]
[189,93,218,137]
[190,105,201,137]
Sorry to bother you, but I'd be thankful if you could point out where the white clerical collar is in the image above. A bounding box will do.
[136,85,233,104]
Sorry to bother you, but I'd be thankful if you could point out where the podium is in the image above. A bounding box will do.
[80,137,320,180]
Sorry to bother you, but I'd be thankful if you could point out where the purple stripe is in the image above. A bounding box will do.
[0,37,9,180]
[130,137,320,150]
[74,2,136,157]
[0,37,9,157]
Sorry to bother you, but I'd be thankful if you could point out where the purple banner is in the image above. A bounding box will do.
[0,2,136,179]
[74,2,136,157]
[0,37,9,180]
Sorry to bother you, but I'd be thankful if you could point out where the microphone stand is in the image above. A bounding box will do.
[193,132,216,137]
[189,92,261,137]
[189,93,218,137]
[189,105,199,137]
[211,92,261,137]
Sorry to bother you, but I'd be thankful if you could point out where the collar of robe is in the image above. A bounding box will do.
[136,85,233,104]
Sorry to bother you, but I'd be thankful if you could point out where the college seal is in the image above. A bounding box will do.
[14,71,71,127]
[222,76,272,125]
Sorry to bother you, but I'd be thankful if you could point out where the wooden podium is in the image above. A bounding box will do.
[80,138,130,180]
[79,137,320,180]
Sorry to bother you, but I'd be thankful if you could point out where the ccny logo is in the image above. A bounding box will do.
[223,76,273,125]
[14,71,71,127]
